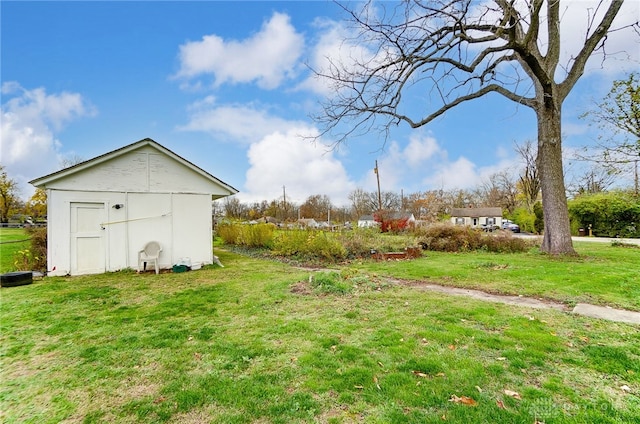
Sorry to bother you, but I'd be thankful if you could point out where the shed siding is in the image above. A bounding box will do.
[171,194,213,266]
[46,189,213,276]
[34,139,236,276]
[43,147,225,195]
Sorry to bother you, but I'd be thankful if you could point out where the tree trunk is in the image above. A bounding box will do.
[537,105,576,255]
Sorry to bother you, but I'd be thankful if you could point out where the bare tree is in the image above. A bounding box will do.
[300,194,333,221]
[314,0,635,254]
[378,191,402,211]
[348,188,373,219]
[224,196,248,219]
[580,72,640,194]
[478,171,518,213]
[515,140,541,211]
[567,164,618,196]
[406,190,447,222]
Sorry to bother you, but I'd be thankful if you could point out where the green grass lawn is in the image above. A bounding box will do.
[1,239,639,423]
[350,240,640,311]
[0,228,32,273]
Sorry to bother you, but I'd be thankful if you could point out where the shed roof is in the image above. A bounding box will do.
[29,138,239,196]
[450,207,502,218]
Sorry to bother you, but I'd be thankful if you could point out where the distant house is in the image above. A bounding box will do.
[450,207,503,230]
[357,215,378,228]
[298,218,319,229]
[389,212,416,225]
[30,138,238,276]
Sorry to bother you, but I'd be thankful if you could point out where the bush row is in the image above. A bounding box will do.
[218,221,534,262]
[415,222,534,253]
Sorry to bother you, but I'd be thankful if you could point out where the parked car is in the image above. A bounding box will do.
[502,220,520,233]
[481,223,500,232]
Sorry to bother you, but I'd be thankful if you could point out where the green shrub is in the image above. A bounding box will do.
[568,191,640,238]
[508,207,536,234]
[217,223,275,248]
[27,226,47,271]
[272,229,311,256]
[307,232,347,260]
[238,223,275,248]
[336,228,381,258]
[12,227,47,272]
[273,230,346,261]
[310,271,353,295]
[217,223,241,245]
[533,201,544,234]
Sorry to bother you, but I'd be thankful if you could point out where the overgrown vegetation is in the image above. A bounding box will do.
[0,227,47,273]
[217,222,535,264]
[415,223,534,253]
[568,191,640,237]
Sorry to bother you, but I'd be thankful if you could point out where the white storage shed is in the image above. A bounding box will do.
[30,138,238,276]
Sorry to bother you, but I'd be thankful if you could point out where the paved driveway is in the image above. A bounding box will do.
[514,233,640,246]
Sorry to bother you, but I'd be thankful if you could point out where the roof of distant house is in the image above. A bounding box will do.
[450,207,502,218]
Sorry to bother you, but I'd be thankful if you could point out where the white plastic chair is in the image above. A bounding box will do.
[138,241,162,274]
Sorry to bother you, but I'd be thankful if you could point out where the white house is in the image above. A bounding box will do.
[29,138,238,276]
[450,207,503,230]
[357,215,378,228]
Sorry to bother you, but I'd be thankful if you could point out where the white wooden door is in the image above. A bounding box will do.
[70,202,106,275]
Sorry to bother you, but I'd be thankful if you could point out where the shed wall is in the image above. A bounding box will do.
[46,189,213,276]
[44,146,229,195]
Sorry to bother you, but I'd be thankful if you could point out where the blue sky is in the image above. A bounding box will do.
[2,1,638,206]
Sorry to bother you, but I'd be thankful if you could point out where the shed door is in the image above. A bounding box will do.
[70,202,105,275]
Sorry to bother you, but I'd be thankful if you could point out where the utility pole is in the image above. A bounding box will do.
[282,185,286,221]
[375,160,382,211]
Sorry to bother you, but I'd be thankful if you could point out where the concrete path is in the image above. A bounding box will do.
[397,280,640,325]
[572,303,640,325]
[302,267,640,326]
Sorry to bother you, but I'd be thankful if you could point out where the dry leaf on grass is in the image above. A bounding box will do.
[449,394,477,406]
[153,396,167,404]
[496,399,506,409]
[504,389,522,400]
[412,371,429,378]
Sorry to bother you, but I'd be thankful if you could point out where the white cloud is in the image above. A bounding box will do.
[178,97,307,145]
[356,133,447,192]
[423,157,479,190]
[175,12,304,89]
[558,0,640,75]
[299,16,382,96]
[402,134,442,168]
[241,126,356,206]
[1,82,95,197]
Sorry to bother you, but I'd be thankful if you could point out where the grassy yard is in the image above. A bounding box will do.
[1,238,639,423]
[0,228,32,273]
[350,240,640,311]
